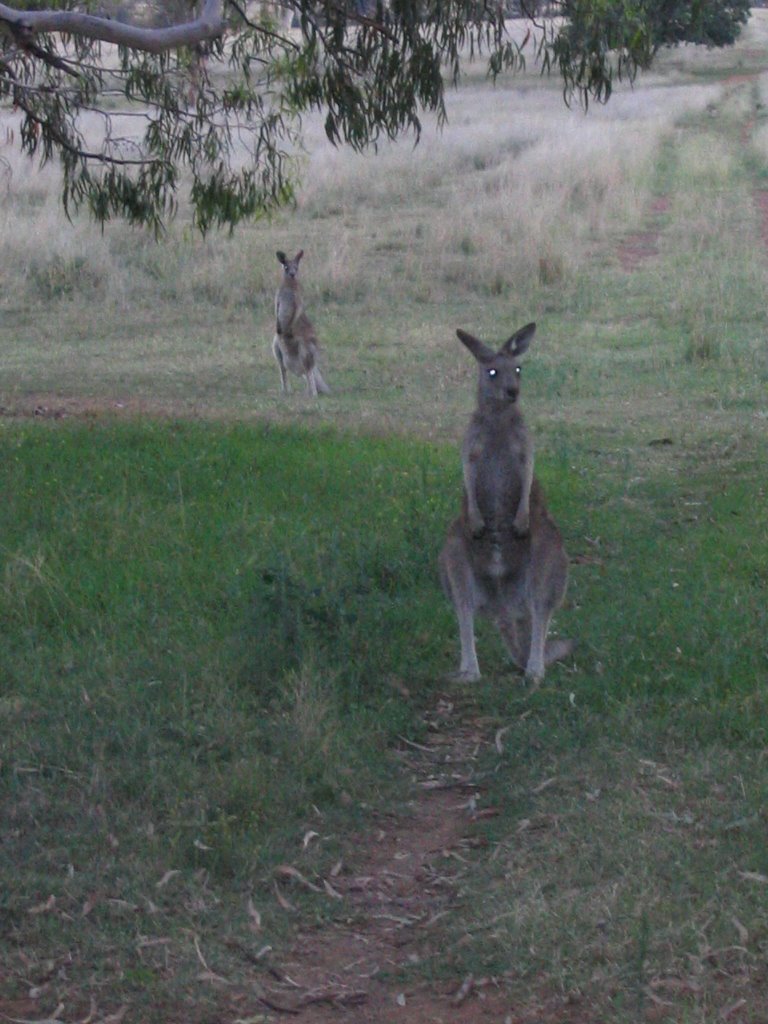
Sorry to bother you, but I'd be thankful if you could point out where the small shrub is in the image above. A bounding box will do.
[538,254,565,285]
[684,326,721,362]
[27,253,105,301]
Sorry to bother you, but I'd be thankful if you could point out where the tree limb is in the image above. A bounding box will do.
[19,38,82,77]
[0,0,225,54]
[226,0,299,49]
[17,99,159,167]
[0,0,752,232]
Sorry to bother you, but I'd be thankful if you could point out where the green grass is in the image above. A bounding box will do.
[0,419,454,829]
[385,460,768,1022]
[0,421,458,1018]
[1,421,766,1019]
[453,734,768,1021]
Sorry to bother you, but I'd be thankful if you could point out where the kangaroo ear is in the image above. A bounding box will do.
[503,322,536,358]
[295,249,304,262]
[457,329,495,364]
[276,251,287,265]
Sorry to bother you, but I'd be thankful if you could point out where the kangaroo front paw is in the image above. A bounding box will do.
[469,513,486,538]
[512,512,530,537]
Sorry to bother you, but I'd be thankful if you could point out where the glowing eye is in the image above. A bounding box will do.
[515,367,521,375]
[488,368,497,378]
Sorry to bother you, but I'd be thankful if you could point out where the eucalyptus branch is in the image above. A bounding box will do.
[18,39,82,77]
[0,0,225,53]
[517,0,549,33]
[325,0,397,43]
[19,104,160,167]
[0,0,751,232]
[225,0,301,51]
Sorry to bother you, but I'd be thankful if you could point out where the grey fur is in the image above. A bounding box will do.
[272,250,330,397]
[438,322,574,684]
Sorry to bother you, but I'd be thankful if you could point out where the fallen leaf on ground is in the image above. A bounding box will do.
[274,865,322,892]
[532,777,557,794]
[28,895,56,915]
[247,898,261,931]
[323,879,343,900]
[494,726,511,754]
[738,870,768,884]
[273,882,296,912]
[155,870,180,889]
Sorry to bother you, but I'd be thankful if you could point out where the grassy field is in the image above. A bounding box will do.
[1,10,768,1024]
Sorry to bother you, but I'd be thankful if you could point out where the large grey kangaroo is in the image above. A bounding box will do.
[438,322,574,684]
[272,250,330,397]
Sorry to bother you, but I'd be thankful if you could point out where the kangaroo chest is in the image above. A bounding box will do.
[473,430,527,523]
[276,289,299,329]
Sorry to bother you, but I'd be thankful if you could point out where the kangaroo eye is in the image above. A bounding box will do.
[515,367,521,376]
[487,368,497,378]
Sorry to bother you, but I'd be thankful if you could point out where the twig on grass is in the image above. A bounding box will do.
[297,988,368,1008]
[451,973,475,1006]
[4,1004,66,1024]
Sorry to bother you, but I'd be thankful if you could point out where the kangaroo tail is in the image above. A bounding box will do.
[544,637,576,666]
[313,367,331,395]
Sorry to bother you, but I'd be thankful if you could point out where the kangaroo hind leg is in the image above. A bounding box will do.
[524,601,552,686]
[439,538,481,682]
[496,607,573,681]
[525,605,576,686]
[495,608,528,672]
[272,335,289,393]
[313,367,331,395]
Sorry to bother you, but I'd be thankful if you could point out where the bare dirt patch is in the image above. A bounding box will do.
[233,695,616,1024]
[0,393,199,421]
[617,196,671,272]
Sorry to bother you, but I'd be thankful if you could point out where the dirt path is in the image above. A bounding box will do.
[616,196,671,272]
[249,695,522,1024]
[728,74,768,258]
[0,394,200,421]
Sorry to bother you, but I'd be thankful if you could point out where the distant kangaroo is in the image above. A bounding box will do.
[272,249,330,397]
[438,322,574,684]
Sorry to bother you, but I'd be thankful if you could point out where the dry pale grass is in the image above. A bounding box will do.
[1,11,768,438]
[296,75,720,302]
[0,21,720,314]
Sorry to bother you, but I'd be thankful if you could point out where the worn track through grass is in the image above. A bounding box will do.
[253,693,542,1024]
